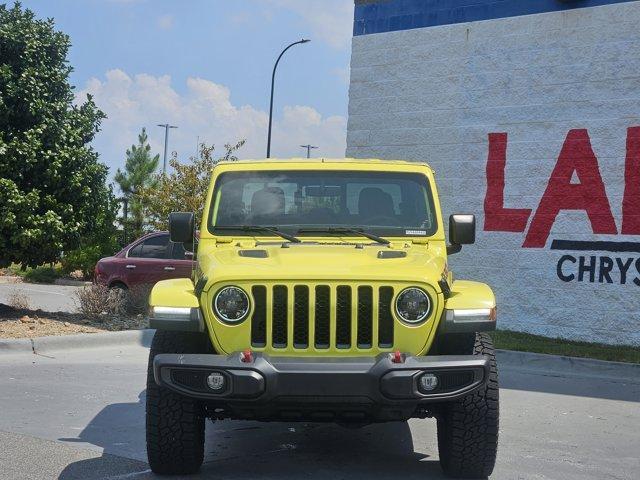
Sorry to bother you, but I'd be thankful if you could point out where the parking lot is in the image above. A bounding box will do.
[0,340,638,480]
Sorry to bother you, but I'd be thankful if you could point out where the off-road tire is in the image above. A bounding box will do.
[146,330,211,475]
[437,332,499,479]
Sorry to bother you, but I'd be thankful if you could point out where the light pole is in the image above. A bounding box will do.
[157,123,178,174]
[266,38,310,158]
[300,144,318,158]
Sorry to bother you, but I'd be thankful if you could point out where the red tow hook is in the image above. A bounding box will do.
[392,350,404,364]
[241,349,253,363]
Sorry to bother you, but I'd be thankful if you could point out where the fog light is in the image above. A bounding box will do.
[419,373,438,392]
[207,372,225,391]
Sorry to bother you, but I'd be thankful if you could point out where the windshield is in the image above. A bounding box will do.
[208,170,437,237]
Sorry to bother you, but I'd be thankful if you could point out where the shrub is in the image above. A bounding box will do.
[75,284,126,318]
[61,242,117,279]
[23,266,61,284]
[125,284,152,315]
[7,291,30,310]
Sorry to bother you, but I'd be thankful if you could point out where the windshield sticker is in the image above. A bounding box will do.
[406,229,427,236]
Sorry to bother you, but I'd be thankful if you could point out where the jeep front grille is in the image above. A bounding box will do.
[250,284,396,350]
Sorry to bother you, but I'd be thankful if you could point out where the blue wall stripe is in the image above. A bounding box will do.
[353,0,638,35]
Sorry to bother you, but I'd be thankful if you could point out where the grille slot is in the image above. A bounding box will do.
[314,286,330,349]
[378,286,394,347]
[251,286,267,347]
[293,285,309,348]
[272,285,288,348]
[357,286,373,348]
[251,284,399,351]
[336,286,352,348]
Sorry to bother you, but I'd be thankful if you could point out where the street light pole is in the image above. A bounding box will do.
[266,38,310,158]
[300,144,318,158]
[157,123,178,174]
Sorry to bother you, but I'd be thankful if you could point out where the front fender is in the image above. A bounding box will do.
[441,280,497,333]
[148,278,204,332]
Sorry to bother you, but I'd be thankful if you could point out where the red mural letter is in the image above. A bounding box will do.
[622,126,640,235]
[484,133,532,232]
[523,129,618,248]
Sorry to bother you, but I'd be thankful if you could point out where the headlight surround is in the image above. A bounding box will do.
[214,286,250,323]
[395,287,432,324]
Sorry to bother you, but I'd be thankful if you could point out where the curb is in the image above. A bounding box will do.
[0,329,155,355]
[53,278,92,286]
[0,276,23,284]
[497,349,640,384]
[1,332,638,383]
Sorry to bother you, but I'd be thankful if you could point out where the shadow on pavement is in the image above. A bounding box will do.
[57,390,446,480]
[500,366,640,403]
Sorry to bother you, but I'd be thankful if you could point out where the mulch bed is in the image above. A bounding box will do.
[0,304,148,339]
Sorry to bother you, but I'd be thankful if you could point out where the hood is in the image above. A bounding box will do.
[196,240,447,288]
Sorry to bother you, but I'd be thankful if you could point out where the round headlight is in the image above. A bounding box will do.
[395,287,431,324]
[214,286,250,323]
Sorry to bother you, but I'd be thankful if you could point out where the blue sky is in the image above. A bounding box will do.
[19,0,353,174]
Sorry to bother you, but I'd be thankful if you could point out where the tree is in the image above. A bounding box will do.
[0,3,117,268]
[140,140,245,230]
[114,128,160,239]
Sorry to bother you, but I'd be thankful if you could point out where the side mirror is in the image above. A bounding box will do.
[447,214,475,255]
[169,212,195,244]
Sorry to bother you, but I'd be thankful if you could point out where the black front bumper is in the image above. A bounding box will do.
[154,352,489,422]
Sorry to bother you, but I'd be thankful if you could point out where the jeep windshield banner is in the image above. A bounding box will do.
[484,127,640,288]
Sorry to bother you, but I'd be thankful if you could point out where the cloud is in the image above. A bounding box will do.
[156,14,174,30]
[76,69,347,177]
[261,0,353,49]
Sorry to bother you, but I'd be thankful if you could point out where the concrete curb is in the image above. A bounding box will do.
[53,278,92,286]
[0,329,155,355]
[1,331,638,383]
[497,349,640,384]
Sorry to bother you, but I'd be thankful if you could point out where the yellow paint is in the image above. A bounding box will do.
[150,158,496,356]
[149,278,199,308]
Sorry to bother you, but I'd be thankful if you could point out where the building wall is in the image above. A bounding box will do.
[347,0,640,345]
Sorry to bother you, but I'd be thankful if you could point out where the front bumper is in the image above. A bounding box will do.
[154,352,489,422]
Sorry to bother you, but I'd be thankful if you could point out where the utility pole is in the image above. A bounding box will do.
[157,123,178,174]
[266,38,310,158]
[300,144,318,158]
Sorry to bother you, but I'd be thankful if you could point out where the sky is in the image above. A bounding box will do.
[18,0,354,177]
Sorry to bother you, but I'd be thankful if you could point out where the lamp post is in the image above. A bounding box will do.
[266,38,310,158]
[300,144,318,158]
[157,123,178,174]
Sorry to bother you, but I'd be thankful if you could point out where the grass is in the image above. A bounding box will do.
[492,329,640,364]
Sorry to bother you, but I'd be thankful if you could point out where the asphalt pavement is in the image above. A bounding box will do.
[0,341,638,480]
[0,283,80,313]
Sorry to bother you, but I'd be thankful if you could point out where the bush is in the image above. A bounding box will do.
[125,284,152,315]
[74,283,151,318]
[62,242,117,279]
[75,284,126,318]
[23,266,61,284]
[7,291,30,310]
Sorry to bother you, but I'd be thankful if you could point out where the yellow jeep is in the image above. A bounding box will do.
[146,159,498,478]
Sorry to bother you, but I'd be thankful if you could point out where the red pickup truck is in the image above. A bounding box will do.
[94,232,194,290]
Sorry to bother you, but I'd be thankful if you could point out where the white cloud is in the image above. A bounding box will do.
[261,0,353,49]
[76,70,346,177]
[156,14,174,30]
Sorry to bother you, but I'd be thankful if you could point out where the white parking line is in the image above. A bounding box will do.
[0,285,73,297]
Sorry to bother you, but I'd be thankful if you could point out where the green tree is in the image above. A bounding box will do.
[140,140,245,230]
[114,128,160,239]
[0,3,117,268]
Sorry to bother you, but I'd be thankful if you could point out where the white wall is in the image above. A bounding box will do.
[347,2,640,345]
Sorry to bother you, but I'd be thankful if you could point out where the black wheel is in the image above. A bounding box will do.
[437,332,499,479]
[146,330,211,475]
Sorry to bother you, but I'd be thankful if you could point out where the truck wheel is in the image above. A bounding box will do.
[437,332,499,479]
[146,330,210,475]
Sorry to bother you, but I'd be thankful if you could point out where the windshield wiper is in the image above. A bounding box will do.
[214,225,301,243]
[297,227,390,245]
